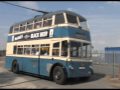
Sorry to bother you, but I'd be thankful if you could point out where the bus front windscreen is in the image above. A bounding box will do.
[70,41,92,58]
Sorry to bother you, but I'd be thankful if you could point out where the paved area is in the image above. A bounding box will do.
[0,57,120,89]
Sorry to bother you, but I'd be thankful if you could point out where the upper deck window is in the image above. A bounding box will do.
[9,26,13,34]
[20,24,26,32]
[66,14,78,24]
[55,13,65,25]
[14,26,19,33]
[34,18,42,29]
[26,21,33,30]
[43,17,52,27]
[79,18,89,30]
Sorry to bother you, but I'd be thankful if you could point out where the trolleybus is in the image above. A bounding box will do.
[5,10,93,84]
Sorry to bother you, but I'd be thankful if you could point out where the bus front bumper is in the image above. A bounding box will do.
[66,61,93,78]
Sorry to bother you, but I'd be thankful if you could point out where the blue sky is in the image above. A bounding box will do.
[0,1,120,51]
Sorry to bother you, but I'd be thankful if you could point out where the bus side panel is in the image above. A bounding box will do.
[39,58,67,77]
[5,56,39,74]
[20,57,39,75]
[5,56,14,70]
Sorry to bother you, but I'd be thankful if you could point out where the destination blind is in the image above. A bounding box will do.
[11,29,54,42]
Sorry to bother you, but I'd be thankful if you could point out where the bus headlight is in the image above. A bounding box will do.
[89,65,93,69]
[68,65,74,70]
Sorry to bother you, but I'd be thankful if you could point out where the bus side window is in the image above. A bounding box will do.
[31,45,39,55]
[61,40,68,57]
[13,46,17,54]
[24,45,31,55]
[17,45,23,55]
[40,44,50,56]
[52,42,59,56]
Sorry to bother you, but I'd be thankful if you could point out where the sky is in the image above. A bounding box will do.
[0,1,120,51]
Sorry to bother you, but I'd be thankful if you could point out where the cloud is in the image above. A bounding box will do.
[106,1,120,5]
[67,8,78,12]
[17,1,39,14]
[18,1,39,9]
[85,14,120,51]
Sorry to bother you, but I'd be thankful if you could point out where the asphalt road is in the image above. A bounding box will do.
[0,57,119,89]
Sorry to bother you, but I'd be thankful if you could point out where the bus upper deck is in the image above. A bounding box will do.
[7,10,91,44]
[8,10,89,35]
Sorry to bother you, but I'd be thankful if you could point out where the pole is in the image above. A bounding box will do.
[113,51,115,78]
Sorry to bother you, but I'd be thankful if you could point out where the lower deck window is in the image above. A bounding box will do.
[31,45,39,55]
[40,44,50,56]
[24,45,31,55]
[61,40,68,57]
[17,48,23,54]
[13,46,17,54]
[52,49,59,56]
[52,42,60,56]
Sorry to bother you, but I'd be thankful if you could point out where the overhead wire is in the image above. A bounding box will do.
[0,1,49,14]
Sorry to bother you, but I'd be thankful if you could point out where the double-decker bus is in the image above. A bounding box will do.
[5,10,93,84]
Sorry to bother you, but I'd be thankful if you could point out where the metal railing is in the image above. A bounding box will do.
[92,52,120,78]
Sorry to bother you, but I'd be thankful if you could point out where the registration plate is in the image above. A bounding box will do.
[79,67,85,69]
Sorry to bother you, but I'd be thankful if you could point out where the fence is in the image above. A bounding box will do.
[0,50,6,56]
[92,52,120,78]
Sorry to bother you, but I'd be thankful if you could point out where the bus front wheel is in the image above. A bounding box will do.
[12,61,19,74]
[53,66,67,85]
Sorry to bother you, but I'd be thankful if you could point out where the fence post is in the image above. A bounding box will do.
[119,64,120,79]
[113,51,115,78]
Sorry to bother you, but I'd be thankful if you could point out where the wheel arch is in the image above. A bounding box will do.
[49,63,67,80]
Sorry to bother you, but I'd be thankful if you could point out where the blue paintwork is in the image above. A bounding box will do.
[5,56,92,78]
[7,26,91,42]
[105,47,120,64]
[105,47,120,52]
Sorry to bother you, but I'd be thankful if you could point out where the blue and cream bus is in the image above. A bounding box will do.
[5,10,93,84]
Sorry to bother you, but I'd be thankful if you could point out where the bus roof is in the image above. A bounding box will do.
[12,10,87,27]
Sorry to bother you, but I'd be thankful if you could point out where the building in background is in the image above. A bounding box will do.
[105,47,120,64]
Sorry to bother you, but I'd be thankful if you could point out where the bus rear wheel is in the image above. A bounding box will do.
[53,66,67,85]
[12,61,19,74]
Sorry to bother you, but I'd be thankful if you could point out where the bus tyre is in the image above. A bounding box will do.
[53,66,67,85]
[12,61,19,74]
